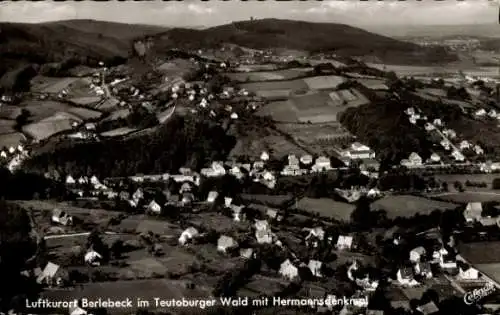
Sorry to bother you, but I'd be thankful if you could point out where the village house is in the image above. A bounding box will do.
[84,249,102,266]
[231,204,244,222]
[417,301,439,315]
[279,259,299,280]
[429,153,441,163]
[300,155,313,165]
[405,107,415,116]
[424,122,435,131]
[460,140,471,150]
[179,182,192,194]
[304,227,325,248]
[266,208,283,221]
[66,175,76,185]
[401,152,423,168]
[178,227,199,246]
[457,262,480,280]
[240,248,255,259]
[464,202,483,223]
[397,267,419,286]
[311,156,332,172]
[336,235,353,250]
[414,262,433,279]
[217,235,238,254]
[440,139,451,150]
[201,161,226,177]
[452,150,465,162]
[260,151,269,161]
[36,262,68,287]
[52,209,73,226]
[181,192,195,206]
[308,260,323,278]
[341,142,376,160]
[474,145,484,155]
[433,118,443,127]
[443,129,457,139]
[132,188,144,202]
[207,191,218,203]
[410,246,427,263]
[147,200,162,214]
[439,253,457,270]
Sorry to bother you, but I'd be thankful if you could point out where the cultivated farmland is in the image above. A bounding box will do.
[303,75,346,90]
[371,195,458,219]
[31,76,81,94]
[256,100,297,122]
[224,68,313,82]
[239,79,309,93]
[295,197,355,221]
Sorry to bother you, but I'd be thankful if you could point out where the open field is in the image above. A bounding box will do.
[235,64,278,72]
[225,69,312,82]
[241,194,293,207]
[295,197,355,221]
[433,192,500,204]
[256,101,297,122]
[240,79,309,93]
[0,132,26,148]
[100,127,138,137]
[367,64,499,78]
[30,76,81,94]
[0,106,22,120]
[371,195,458,219]
[0,119,16,134]
[17,100,101,122]
[303,75,346,90]
[459,242,500,264]
[309,59,347,68]
[255,90,291,100]
[356,78,389,91]
[23,114,76,141]
[69,96,102,106]
[229,134,308,160]
[103,108,130,122]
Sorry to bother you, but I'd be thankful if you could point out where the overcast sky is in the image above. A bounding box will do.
[0,0,498,27]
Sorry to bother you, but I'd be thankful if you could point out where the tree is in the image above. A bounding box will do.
[492,178,500,190]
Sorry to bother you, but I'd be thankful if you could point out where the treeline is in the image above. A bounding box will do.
[0,167,67,200]
[25,115,237,178]
[338,100,433,169]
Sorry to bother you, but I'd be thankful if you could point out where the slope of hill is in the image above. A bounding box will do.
[0,19,170,76]
[151,19,457,65]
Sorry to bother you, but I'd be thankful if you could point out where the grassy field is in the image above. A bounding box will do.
[256,101,297,122]
[0,132,26,148]
[356,78,389,90]
[240,79,309,93]
[433,192,500,204]
[69,96,102,106]
[241,194,293,207]
[100,127,138,137]
[23,115,75,141]
[30,76,81,94]
[235,64,278,72]
[103,108,131,122]
[0,119,15,134]
[295,197,355,221]
[0,106,22,120]
[371,195,458,219]
[254,90,291,100]
[225,68,313,82]
[303,75,346,90]
[459,242,500,264]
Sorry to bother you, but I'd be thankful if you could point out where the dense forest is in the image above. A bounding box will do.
[25,115,237,178]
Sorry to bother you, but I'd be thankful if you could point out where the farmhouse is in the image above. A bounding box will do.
[178,227,199,245]
[410,246,426,263]
[464,202,483,223]
[279,259,299,280]
[341,142,376,160]
[401,152,423,168]
[311,156,332,172]
[308,260,323,278]
[36,262,68,287]
[396,267,418,286]
[51,208,73,226]
[147,200,162,214]
[336,235,353,250]
[217,235,238,253]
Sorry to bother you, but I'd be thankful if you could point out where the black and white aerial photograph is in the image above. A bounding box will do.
[2,0,500,314]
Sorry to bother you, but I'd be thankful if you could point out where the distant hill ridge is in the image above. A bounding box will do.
[0,18,457,77]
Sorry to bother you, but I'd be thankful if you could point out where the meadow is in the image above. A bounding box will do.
[295,197,355,221]
[371,195,458,219]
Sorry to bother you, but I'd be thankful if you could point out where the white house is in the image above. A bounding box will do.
[424,122,435,131]
[305,226,325,244]
[279,259,299,280]
[433,118,443,127]
[464,202,482,223]
[255,220,270,232]
[255,229,273,244]
[84,250,102,266]
[429,153,441,163]
[460,140,471,150]
[52,209,73,226]
[452,150,465,162]
[443,129,457,139]
[132,188,144,201]
[458,264,480,280]
[409,246,426,263]
[440,139,451,150]
[336,235,353,250]
[66,175,76,185]
[231,204,244,222]
[230,112,238,120]
[396,267,419,286]
[414,262,433,279]
[178,227,199,245]
[240,248,254,259]
[308,260,323,278]
[405,107,415,116]
[475,108,487,117]
[207,191,218,203]
[217,235,238,253]
[311,156,332,172]
[300,155,313,165]
[260,151,270,161]
[474,145,484,155]
[224,197,233,207]
[90,175,101,186]
[147,200,162,214]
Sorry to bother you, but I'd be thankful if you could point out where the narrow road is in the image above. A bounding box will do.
[44,231,118,240]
